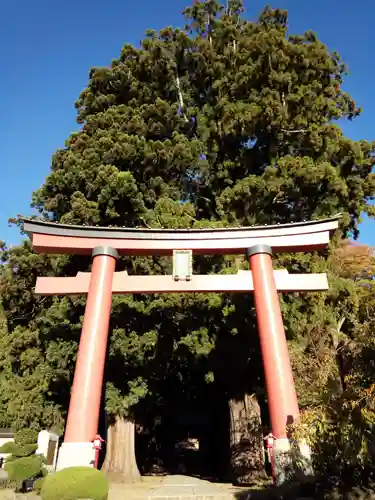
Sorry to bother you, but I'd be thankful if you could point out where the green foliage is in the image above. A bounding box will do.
[5,455,45,483]
[34,477,45,494]
[41,467,108,500]
[0,442,16,454]
[14,428,39,446]
[31,1,374,234]
[0,442,37,457]
[289,242,375,478]
[0,429,45,485]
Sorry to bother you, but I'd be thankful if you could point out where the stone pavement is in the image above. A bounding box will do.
[0,474,249,500]
[108,475,243,500]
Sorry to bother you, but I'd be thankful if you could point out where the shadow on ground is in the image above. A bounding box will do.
[232,475,375,499]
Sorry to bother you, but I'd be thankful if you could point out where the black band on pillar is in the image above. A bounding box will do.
[92,246,119,259]
[246,244,273,258]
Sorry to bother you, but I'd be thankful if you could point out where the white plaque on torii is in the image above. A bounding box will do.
[173,250,193,281]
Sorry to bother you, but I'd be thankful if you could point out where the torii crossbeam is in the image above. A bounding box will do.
[35,269,328,295]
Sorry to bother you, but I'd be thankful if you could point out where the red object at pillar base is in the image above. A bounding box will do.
[92,434,105,469]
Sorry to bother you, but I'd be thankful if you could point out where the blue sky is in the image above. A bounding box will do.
[1,0,373,245]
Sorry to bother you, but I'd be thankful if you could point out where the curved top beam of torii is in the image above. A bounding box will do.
[22,214,340,256]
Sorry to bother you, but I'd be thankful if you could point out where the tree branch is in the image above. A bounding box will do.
[175,74,189,123]
[281,128,308,134]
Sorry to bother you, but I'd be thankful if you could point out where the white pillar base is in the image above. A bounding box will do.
[273,438,314,485]
[273,438,293,486]
[56,442,95,471]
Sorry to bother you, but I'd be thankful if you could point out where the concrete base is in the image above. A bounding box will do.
[273,438,314,486]
[273,438,294,486]
[56,442,95,471]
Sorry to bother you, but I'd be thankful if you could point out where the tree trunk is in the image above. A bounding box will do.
[102,415,141,483]
[229,393,266,485]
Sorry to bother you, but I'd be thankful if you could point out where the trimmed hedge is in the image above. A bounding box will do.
[0,430,45,488]
[5,455,45,483]
[14,429,38,446]
[0,441,16,454]
[0,442,37,457]
[41,467,108,500]
[34,477,45,493]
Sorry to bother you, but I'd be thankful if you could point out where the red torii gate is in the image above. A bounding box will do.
[23,215,339,479]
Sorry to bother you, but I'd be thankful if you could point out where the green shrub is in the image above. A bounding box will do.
[41,467,109,500]
[14,429,38,446]
[34,477,45,493]
[0,428,45,488]
[0,442,37,457]
[0,441,17,454]
[5,455,45,483]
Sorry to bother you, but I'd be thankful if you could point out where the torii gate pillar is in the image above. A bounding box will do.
[248,245,299,434]
[56,246,118,470]
[248,245,309,482]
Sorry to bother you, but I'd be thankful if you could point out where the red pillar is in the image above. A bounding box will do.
[64,246,118,443]
[247,244,299,439]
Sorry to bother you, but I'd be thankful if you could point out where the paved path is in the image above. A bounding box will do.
[109,475,243,500]
[0,474,249,500]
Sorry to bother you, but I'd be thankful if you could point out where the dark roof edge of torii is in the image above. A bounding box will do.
[21,214,342,239]
[19,214,341,255]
